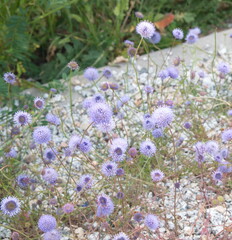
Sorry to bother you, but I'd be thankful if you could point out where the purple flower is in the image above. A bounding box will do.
[101,161,118,177]
[184,122,192,129]
[79,174,94,189]
[176,136,184,147]
[96,194,114,217]
[152,107,174,128]
[136,21,155,38]
[33,126,51,144]
[92,93,105,103]
[217,62,230,74]
[43,229,61,240]
[100,82,109,91]
[151,169,164,182]
[158,70,169,80]
[212,170,223,182]
[42,168,58,184]
[88,103,112,124]
[13,111,32,126]
[124,40,134,46]
[43,148,57,164]
[221,129,232,142]
[0,196,21,217]
[5,148,17,158]
[167,66,179,79]
[144,214,159,231]
[140,140,156,157]
[112,232,129,240]
[221,148,229,159]
[135,11,144,18]
[97,119,115,133]
[116,168,125,176]
[194,142,206,155]
[133,212,143,222]
[46,113,61,126]
[198,71,205,78]
[189,27,201,35]
[217,161,232,173]
[152,128,163,138]
[116,192,124,199]
[109,82,119,90]
[149,32,161,44]
[128,147,138,158]
[62,203,74,214]
[16,174,30,189]
[214,152,223,163]
[34,97,45,109]
[50,88,57,93]
[227,109,232,116]
[205,141,219,155]
[143,117,155,130]
[103,67,112,79]
[3,72,16,84]
[144,85,154,93]
[38,215,57,233]
[64,147,73,157]
[68,135,92,153]
[84,67,99,81]
[76,183,83,192]
[185,33,198,44]
[172,28,184,40]
[127,47,136,57]
[82,98,93,109]
[117,95,130,108]
[67,61,79,70]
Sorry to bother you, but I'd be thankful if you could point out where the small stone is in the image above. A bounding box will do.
[75,227,85,239]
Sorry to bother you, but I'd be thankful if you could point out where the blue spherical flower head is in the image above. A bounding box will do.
[46,113,61,126]
[43,148,57,164]
[217,161,232,173]
[227,109,232,116]
[212,170,223,182]
[62,203,74,214]
[135,11,144,19]
[140,140,156,157]
[220,148,229,159]
[100,82,110,91]
[136,21,155,38]
[109,138,128,162]
[117,95,130,108]
[76,183,83,193]
[43,229,61,240]
[158,70,169,80]
[88,103,112,124]
[0,196,21,217]
[13,111,32,126]
[128,147,138,158]
[38,215,57,233]
[185,32,198,44]
[103,67,112,79]
[184,122,192,129]
[116,168,125,176]
[97,119,115,133]
[149,32,161,44]
[143,117,155,131]
[16,174,30,189]
[217,62,230,74]
[116,192,124,199]
[84,67,99,81]
[151,169,164,182]
[221,129,232,142]
[101,161,118,177]
[194,142,206,155]
[214,152,223,163]
[34,97,45,109]
[42,168,58,184]
[33,126,51,144]
[112,232,129,240]
[5,148,17,158]
[205,141,219,156]
[144,85,154,94]
[189,27,201,35]
[152,128,163,138]
[92,93,105,104]
[167,66,179,79]
[109,82,119,90]
[152,107,174,128]
[124,40,134,46]
[79,138,92,153]
[96,194,114,217]
[3,72,16,84]
[144,214,159,231]
[133,212,143,222]
[79,174,94,189]
[82,97,94,109]
[172,28,184,40]
[127,47,136,57]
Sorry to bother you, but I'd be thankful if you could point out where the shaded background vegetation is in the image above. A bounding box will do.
[0,0,231,88]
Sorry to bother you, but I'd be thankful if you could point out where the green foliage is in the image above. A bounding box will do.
[0,0,231,88]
